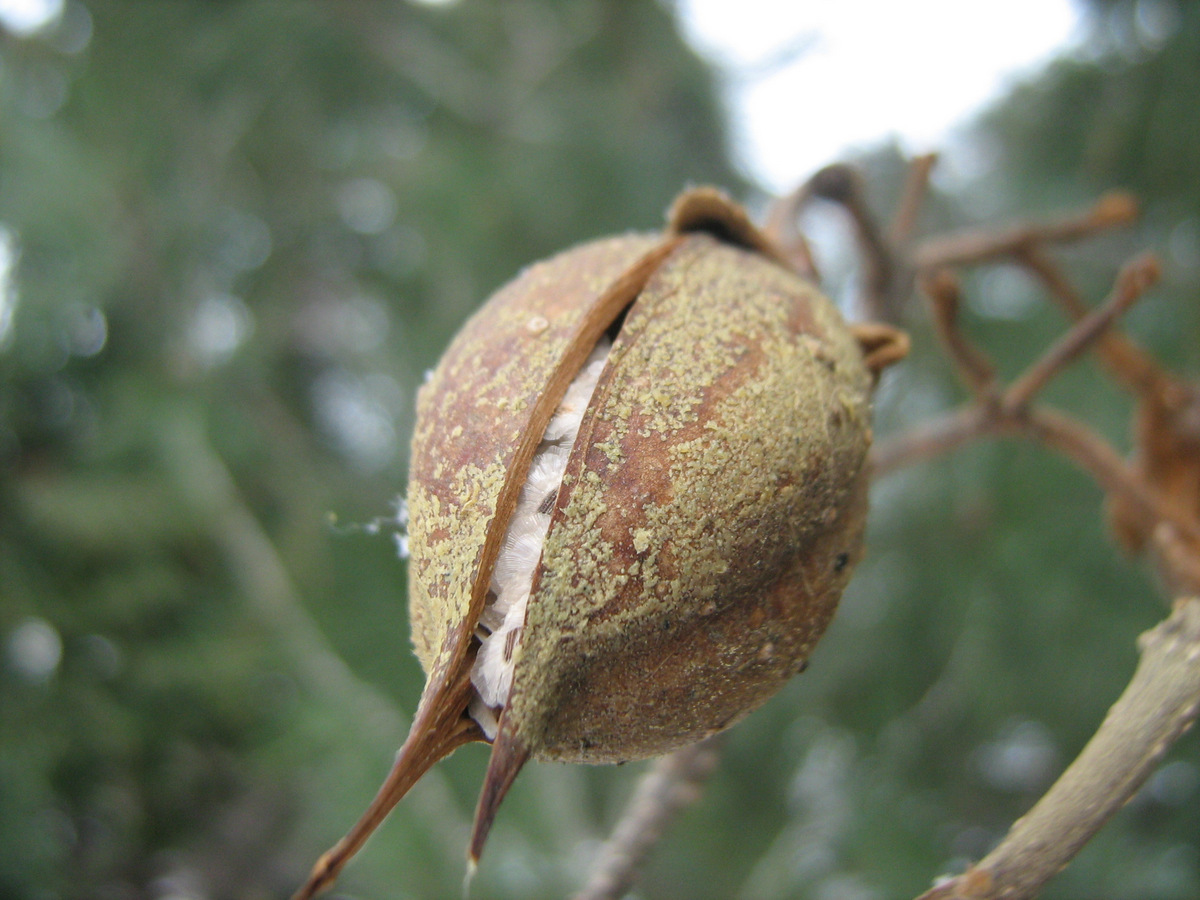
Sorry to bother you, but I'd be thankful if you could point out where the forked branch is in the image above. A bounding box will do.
[915,191,1139,269]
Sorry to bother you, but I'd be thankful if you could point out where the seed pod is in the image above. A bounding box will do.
[295,188,905,899]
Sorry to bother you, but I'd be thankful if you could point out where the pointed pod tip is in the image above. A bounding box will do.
[293,679,482,900]
[462,856,479,899]
[468,726,531,865]
[291,851,336,900]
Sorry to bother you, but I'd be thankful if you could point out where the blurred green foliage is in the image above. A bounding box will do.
[1,1,1198,899]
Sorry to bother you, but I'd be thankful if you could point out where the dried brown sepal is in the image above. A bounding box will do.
[667,185,795,270]
[468,722,531,868]
[850,321,910,380]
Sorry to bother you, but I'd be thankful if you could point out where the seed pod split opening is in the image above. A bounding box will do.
[294,188,904,899]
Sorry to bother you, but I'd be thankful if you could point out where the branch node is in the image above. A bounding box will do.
[1002,252,1161,413]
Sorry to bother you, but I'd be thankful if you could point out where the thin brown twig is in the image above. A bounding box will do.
[1003,253,1161,413]
[917,596,1200,900]
[807,164,896,322]
[887,247,1200,570]
[1025,406,1200,550]
[869,406,996,479]
[921,268,998,401]
[769,159,933,323]
[1018,245,1200,598]
[870,398,1200,555]
[915,191,1139,270]
[574,736,724,900]
[762,184,819,279]
[888,152,938,248]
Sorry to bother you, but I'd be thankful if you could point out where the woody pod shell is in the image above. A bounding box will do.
[295,189,885,899]
[408,188,873,768]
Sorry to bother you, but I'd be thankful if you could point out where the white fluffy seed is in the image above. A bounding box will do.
[468,336,612,738]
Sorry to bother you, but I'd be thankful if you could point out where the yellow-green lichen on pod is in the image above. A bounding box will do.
[507,230,873,764]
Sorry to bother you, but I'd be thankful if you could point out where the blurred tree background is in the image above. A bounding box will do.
[1,2,1197,899]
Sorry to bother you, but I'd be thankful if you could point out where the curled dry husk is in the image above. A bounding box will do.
[295,188,905,898]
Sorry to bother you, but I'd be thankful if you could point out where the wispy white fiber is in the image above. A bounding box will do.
[469,337,611,737]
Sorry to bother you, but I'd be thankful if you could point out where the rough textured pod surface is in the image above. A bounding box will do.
[407,191,874,764]
[512,233,872,762]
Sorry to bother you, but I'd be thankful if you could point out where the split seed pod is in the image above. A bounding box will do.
[296,188,905,898]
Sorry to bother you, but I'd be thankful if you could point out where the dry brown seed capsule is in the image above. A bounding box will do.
[295,188,905,899]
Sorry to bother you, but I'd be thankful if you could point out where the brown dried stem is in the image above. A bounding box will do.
[765,163,911,322]
[917,596,1200,900]
[808,164,897,322]
[871,402,1200,553]
[882,251,1200,553]
[888,152,938,249]
[922,268,998,401]
[915,191,1139,270]
[762,184,820,279]
[1024,406,1200,550]
[574,736,723,900]
[1018,245,1200,597]
[870,405,996,479]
